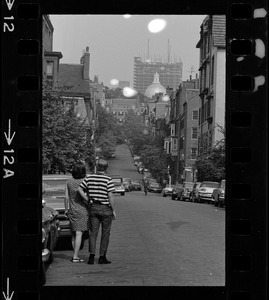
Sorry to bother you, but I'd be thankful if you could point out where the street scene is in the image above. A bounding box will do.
[42,14,226,286]
[44,144,225,286]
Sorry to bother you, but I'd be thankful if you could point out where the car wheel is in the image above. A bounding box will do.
[121,192,125,196]
[171,196,175,200]
[47,251,53,264]
[47,235,54,264]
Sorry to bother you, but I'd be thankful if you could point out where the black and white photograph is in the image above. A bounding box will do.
[42,14,226,286]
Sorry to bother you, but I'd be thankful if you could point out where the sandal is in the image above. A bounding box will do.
[71,257,84,263]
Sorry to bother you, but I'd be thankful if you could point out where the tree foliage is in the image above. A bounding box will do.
[95,105,125,158]
[42,80,89,173]
[194,125,225,182]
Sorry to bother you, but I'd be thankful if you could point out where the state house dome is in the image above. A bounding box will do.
[144,72,166,98]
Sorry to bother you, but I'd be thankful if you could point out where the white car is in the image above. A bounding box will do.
[162,184,174,197]
[197,181,220,203]
[110,175,125,196]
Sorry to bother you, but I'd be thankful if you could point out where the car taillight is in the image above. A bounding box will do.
[42,228,46,243]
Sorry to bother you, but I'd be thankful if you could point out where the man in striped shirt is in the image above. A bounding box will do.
[78,159,116,264]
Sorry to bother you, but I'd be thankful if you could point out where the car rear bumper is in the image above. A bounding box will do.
[148,189,162,193]
[199,193,212,200]
[42,248,50,263]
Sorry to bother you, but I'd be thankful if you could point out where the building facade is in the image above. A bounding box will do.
[106,98,141,124]
[196,15,226,154]
[167,78,200,183]
[42,15,63,87]
[133,56,183,94]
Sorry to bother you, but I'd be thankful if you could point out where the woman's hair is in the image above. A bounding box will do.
[72,162,86,179]
[96,159,108,172]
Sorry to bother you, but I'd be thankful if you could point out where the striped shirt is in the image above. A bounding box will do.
[80,173,115,205]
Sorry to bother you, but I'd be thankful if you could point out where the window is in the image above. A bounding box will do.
[118,111,123,115]
[172,138,178,151]
[46,61,53,78]
[179,137,184,150]
[211,56,214,85]
[192,127,198,139]
[191,148,197,159]
[207,99,211,118]
[171,124,175,136]
[192,110,198,120]
[180,117,184,130]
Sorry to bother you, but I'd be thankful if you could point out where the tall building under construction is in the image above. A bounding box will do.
[133,40,183,94]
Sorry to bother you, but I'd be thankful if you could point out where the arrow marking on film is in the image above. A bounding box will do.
[2,278,14,300]
[4,119,16,146]
[5,0,15,10]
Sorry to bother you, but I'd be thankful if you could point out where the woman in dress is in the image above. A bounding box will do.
[65,162,89,262]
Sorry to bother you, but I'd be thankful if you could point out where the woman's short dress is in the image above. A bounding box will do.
[67,178,90,232]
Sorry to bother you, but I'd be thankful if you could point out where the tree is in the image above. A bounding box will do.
[42,79,89,173]
[94,105,124,158]
[194,125,225,181]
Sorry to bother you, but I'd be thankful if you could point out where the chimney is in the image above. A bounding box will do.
[81,47,90,80]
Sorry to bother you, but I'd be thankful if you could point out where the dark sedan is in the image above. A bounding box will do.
[131,180,142,191]
[42,174,72,239]
[148,182,162,193]
[171,184,183,200]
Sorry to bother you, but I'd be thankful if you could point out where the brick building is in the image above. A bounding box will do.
[196,15,226,154]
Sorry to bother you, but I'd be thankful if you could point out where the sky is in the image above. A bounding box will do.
[50,15,207,88]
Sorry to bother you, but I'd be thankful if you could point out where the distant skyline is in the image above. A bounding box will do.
[50,15,207,88]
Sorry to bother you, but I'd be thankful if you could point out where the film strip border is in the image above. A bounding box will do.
[1,0,267,299]
[226,2,267,300]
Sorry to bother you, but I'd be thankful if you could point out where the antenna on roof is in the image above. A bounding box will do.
[146,38,150,62]
[167,39,171,64]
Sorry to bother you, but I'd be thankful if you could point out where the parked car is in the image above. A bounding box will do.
[131,180,142,191]
[42,200,60,285]
[110,175,125,196]
[212,179,226,207]
[197,181,220,203]
[42,174,88,247]
[171,183,183,200]
[42,175,71,239]
[178,182,195,201]
[189,182,202,202]
[162,184,175,197]
[123,178,132,191]
[148,182,162,193]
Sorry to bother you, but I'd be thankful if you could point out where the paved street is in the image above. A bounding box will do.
[45,144,225,286]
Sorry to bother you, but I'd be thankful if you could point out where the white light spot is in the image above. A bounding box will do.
[162,95,170,101]
[148,19,167,33]
[255,39,265,59]
[110,78,119,86]
[253,8,267,18]
[123,14,132,19]
[123,87,137,97]
[237,57,244,62]
[254,75,265,92]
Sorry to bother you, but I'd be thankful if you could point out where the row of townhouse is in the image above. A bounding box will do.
[142,15,226,184]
